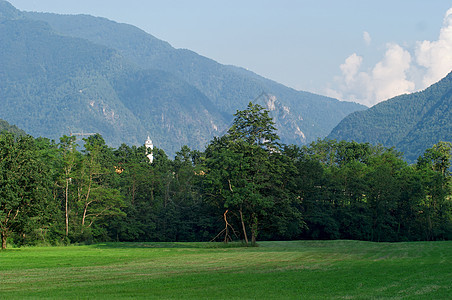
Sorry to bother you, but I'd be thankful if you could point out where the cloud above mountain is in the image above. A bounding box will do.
[330,7,452,107]
[416,8,452,87]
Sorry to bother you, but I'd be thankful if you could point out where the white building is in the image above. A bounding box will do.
[145,136,154,163]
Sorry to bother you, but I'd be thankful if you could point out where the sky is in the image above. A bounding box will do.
[7,0,452,107]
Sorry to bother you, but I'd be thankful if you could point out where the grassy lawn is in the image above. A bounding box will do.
[0,240,450,299]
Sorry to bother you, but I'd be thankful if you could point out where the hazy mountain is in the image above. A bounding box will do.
[0,1,365,156]
[0,0,21,20]
[112,69,228,154]
[0,1,228,153]
[0,118,26,136]
[328,71,452,162]
[23,8,365,141]
[0,13,144,146]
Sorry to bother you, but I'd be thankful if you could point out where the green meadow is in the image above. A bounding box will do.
[0,240,450,299]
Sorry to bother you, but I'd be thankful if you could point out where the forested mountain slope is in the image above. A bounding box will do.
[23,8,365,145]
[328,71,452,162]
[0,1,365,155]
[0,1,228,153]
[0,13,145,146]
[0,118,26,135]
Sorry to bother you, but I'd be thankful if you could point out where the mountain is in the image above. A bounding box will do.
[0,1,228,154]
[0,0,20,20]
[0,11,145,146]
[328,71,452,162]
[0,118,26,136]
[25,11,365,141]
[0,1,365,156]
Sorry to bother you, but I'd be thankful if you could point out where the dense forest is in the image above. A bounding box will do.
[1,103,451,249]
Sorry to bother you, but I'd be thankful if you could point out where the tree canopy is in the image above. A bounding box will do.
[0,105,451,248]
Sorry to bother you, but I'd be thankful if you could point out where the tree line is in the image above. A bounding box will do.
[1,103,451,249]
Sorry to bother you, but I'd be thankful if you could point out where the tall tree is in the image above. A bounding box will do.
[227,102,280,149]
[0,134,51,249]
[203,102,290,244]
[58,135,78,237]
[416,142,452,240]
[71,134,124,240]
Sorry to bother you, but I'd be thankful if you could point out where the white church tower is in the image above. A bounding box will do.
[145,136,154,163]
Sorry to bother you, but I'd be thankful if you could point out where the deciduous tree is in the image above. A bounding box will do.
[0,134,51,249]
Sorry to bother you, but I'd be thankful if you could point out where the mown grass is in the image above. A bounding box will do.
[0,240,450,299]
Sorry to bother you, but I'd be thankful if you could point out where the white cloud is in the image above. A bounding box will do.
[330,7,452,107]
[332,45,414,107]
[363,31,371,46]
[371,44,415,103]
[340,53,362,83]
[416,8,452,87]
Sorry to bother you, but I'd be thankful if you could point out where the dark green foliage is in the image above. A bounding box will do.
[0,130,451,247]
[328,71,452,162]
[0,133,54,248]
[416,142,452,240]
[294,139,451,242]
[202,103,305,244]
[0,2,450,246]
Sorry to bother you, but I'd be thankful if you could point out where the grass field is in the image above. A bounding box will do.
[0,240,450,299]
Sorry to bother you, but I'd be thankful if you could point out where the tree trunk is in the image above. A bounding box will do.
[1,232,7,250]
[239,207,248,245]
[131,174,137,204]
[251,215,258,245]
[427,214,433,241]
[81,174,94,232]
[224,212,229,243]
[65,178,69,237]
[82,203,89,229]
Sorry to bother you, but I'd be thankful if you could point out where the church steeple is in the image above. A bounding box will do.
[145,136,154,163]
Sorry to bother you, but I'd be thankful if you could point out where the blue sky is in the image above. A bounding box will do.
[7,0,452,106]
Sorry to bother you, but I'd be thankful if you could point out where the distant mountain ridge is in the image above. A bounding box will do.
[24,9,365,140]
[0,118,26,136]
[0,1,365,156]
[328,71,452,162]
[0,0,21,20]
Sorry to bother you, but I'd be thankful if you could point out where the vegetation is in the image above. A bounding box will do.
[1,103,450,249]
[0,2,449,297]
[0,119,26,136]
[0,241,450,299]
[328,71,452,162]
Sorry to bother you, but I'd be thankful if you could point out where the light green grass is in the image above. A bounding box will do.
[0,240,450,299]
